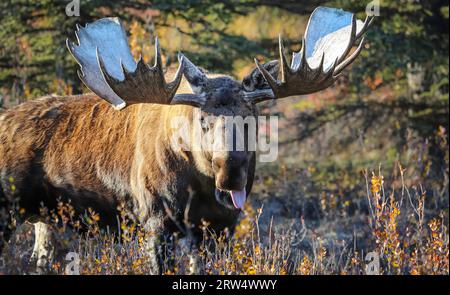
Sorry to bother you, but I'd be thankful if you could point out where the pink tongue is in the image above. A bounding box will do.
[230,189,246,209]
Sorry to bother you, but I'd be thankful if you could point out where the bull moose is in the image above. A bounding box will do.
[0,7,372,273]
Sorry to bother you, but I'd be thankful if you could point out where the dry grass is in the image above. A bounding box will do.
[0,161,448,275]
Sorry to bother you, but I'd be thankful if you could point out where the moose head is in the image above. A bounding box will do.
[66,7,372,210]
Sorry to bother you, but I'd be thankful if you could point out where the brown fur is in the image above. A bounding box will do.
[0,90,255,234]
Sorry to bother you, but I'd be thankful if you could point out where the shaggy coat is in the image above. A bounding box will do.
[0,91,255,243]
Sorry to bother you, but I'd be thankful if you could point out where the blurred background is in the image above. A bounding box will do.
[0,0,448,274]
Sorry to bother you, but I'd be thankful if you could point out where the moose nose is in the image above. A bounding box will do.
[213,152,248,190]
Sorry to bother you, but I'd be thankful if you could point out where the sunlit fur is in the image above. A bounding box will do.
[0,74,257,256]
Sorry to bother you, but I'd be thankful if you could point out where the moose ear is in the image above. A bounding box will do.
[179,53,208,95]
[242,60,279,92]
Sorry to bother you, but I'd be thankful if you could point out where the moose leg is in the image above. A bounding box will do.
[178,236,201,274]
[188,252,200,275]
[143,216,165,275]
[0,185,12,254]
[30,221,55,274]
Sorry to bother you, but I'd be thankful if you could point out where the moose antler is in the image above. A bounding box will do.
[243,7,374,103]
[67,18,204,110]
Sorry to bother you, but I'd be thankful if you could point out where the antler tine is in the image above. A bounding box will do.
[311,52,326,81]
[356,15,374,40]
[254,58,279,93]
[337,14,357,65]
[166,52,185,94]
[153,37,163,72]
[318,57,339,86]
[278,35,291,83]
[334,37,365,75]
[298,37,314,79]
